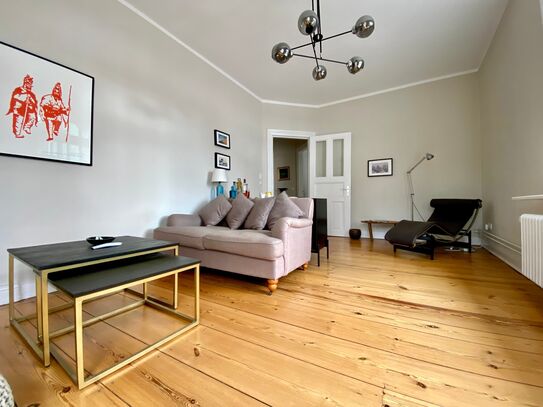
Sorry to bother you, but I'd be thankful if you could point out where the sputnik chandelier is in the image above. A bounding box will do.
[271,0,375,81]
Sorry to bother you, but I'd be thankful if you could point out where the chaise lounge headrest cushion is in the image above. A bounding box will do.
[428,199,482,235]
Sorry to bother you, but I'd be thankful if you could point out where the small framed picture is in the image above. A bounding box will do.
[214,129,231,149]
[215,152,231,170]
[278,166,290,181]
[368,158,393,177]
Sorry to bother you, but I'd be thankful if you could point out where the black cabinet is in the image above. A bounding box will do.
[311,198,329,266]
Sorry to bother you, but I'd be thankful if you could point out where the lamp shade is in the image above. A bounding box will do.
[211,169,228,183]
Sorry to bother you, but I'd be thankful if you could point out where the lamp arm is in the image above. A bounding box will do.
[406,156,426,174]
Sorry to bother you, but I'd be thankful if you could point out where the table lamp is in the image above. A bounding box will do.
[211,169,228,197]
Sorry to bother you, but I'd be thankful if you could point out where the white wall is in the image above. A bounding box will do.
[0,0,262,303]
[296,143,309,197]
[263,74,483,239]
[319,74,483,238]
[479,0,543,269]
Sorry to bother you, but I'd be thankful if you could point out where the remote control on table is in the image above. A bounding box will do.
[91,242,123,250]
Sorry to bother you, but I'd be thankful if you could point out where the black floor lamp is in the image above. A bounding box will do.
[407,153,435,221]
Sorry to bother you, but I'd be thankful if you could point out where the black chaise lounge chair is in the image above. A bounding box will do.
[384,199,482,259]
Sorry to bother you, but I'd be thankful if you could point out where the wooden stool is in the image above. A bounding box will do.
[360,220,399,240]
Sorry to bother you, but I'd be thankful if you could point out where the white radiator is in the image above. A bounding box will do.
[521,214,543,288]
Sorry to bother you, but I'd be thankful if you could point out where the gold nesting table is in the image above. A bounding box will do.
[8,236,200,389]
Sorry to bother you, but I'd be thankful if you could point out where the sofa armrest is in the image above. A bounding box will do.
[167,214,202,227]
[271,217,313,275]
[271,217,313,240]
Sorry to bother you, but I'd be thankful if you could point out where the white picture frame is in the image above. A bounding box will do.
[0,41,94,166]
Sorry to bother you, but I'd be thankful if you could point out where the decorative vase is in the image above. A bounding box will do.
[349,228,361,240]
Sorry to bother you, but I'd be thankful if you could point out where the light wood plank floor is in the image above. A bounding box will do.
[2,238,543,406]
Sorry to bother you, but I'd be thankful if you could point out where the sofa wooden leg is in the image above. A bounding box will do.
[267,279,278,294]
[298,262,309,270]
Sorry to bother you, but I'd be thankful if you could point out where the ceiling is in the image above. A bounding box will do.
[123,0,508,107]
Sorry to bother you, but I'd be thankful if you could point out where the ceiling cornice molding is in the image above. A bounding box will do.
[117,0,479,110]
[117,0,263,102]
[263,69,479,109]
[261,99,320,109]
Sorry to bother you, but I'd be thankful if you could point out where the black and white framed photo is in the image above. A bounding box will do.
[0,41,94,166]
[278,166,290,181]
[368,158,393,177]
[215,152,231,170]
[214,129,231,149]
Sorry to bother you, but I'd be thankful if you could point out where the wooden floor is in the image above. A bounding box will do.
[2,238,543,406]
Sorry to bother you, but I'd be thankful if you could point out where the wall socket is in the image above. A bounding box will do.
[484,223,493,231]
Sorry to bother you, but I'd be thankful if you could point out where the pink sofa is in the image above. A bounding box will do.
[154,197,314,293]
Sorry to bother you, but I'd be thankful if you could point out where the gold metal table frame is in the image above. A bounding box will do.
[8,244,200,389]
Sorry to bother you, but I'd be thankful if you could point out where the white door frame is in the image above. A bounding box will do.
[266,129,315,194]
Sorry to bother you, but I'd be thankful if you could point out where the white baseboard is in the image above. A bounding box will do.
[482,232,521,272]
[0,282,57,306]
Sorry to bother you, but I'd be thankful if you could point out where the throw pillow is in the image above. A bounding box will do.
[267,191,304,229]
[198,195,232,226]
[244,197,276,230]
[226,194,254,229]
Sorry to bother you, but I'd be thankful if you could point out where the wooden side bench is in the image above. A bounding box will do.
[47,253,200,389]
[360,220,399,240]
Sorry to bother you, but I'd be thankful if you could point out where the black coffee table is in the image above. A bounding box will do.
[8,236,200,389]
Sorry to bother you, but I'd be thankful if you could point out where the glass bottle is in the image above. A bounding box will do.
[229,182,237,199]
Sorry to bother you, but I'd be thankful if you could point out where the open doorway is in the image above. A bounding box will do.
[267,129,314,197]
[273,138,308,197]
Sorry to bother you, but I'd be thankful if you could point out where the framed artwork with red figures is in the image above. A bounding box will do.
[0,41,94,166]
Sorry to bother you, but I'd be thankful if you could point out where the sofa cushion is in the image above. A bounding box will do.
[267,192,305,229]
[244,197,275,230]
[203,230,284,260]
[154,225,229,250]
[226,194,254,229]
[198,195,232,226]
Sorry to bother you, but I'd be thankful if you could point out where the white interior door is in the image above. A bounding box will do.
[309,132,351,237]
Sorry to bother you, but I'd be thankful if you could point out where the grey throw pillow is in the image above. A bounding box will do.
[198,195,232,226]
[226,194,254,229]
[267,191,304,229]
[244,197,276,230]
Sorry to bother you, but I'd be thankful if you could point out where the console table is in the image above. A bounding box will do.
[8,236,200,389]
[360,220,399,240]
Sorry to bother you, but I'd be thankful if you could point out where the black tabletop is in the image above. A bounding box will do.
[7,236,178,272]
[48,253,200,298]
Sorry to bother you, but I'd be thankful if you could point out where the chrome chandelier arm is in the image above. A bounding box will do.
[291,30,352,51]
[293,54,346,65]
[310,37,319,68]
